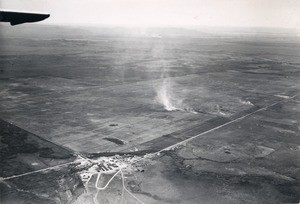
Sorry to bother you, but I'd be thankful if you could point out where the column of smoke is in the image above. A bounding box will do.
[156,73,177,111]
[153,44,197,114]
[155,76,197,114]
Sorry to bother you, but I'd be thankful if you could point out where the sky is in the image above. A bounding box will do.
[1,0,300,28]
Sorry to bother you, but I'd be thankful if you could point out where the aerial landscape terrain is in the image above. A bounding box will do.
[0,24,300,203]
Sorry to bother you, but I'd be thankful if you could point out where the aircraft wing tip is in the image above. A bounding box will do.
[1,10,50,26]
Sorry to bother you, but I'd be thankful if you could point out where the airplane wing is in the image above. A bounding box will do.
[0,10,50,26]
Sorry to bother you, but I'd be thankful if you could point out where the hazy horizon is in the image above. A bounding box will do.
[1,0,300,29]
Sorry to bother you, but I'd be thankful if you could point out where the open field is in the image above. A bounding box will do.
[0,25,300,203]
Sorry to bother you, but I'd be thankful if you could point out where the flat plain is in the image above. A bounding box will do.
[0,25,300,203]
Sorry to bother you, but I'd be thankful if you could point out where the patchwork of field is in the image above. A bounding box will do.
[0,25,299,203]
